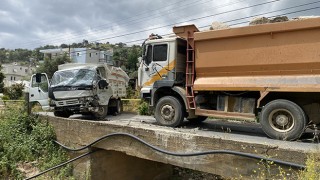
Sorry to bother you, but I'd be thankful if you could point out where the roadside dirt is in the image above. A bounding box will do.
[171,166,223,180]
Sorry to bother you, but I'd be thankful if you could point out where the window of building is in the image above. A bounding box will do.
[11,76,13,81]
[77,52,81,56]
[14,77,16,80]
[25,69,28,73]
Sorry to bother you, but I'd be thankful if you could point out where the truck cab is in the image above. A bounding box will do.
[29,63,129,119]
[138,36,188,103]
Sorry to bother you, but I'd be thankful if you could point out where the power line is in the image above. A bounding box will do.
[18,0,320,54]
[64,0,284,43]
[62,2,320,58]
[21,0,281,49]
[18,0,251,48]
[17,0,214,47]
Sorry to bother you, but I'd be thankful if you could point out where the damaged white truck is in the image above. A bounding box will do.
[29,63,129,119]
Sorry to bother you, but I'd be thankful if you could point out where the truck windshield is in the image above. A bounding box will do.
[51,69,96,87]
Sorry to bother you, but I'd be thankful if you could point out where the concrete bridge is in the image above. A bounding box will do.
[39,113,320,179]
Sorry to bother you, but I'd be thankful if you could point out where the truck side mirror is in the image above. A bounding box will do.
[35,73,42,83]
[98,79,109,89]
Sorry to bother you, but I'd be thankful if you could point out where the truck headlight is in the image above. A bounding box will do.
[49,98,55,106]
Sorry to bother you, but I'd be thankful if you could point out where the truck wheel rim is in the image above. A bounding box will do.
[97,106,105,115]
[268,109,294,133]
[160,104,175,121]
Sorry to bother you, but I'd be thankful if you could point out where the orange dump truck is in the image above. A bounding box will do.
[138,17,320,140]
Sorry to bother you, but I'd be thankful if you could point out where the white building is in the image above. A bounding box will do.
[40,48,113,64]
[1,63,35,87]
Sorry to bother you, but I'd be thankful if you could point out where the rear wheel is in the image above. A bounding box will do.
[260,99,307,141]
[109,99,122,115]
[115,99,123,115]
[93,105,108,120]
[187,116,208,123]
[154,96,184,127]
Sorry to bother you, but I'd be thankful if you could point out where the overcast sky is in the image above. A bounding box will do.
[1,0,320,49]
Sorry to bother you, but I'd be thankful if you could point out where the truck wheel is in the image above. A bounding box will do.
[93,105,108,120]
[260,99,307,141]
[155,96,184,127]
[54,111,70,118]
[115,99,123,115]
[187,116,208,123]
[108,99,123,115]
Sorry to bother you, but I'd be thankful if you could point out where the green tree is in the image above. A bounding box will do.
[127,45,141,71]
[0,48,7,63]
[60,43,69,48]
[31,48,43,61]
[7,49,32,62]
[0,64,5,93]
[36,54,71,78]
[3,83,25,100]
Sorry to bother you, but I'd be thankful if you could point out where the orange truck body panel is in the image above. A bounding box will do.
[189,18,320,92]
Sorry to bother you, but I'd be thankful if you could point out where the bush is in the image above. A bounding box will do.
[138,101,150,115]
[3,83,25,100]
[0,105,73,179]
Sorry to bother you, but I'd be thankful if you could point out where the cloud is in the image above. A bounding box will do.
[0,0,319,49]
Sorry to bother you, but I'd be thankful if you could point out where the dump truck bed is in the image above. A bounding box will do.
[193,18,320,92]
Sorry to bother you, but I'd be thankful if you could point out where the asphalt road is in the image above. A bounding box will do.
[41,112,320,144]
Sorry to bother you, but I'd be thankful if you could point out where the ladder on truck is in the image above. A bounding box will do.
[186,31,196,109]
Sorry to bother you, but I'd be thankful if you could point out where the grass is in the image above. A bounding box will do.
[298,153,320,180]
[0,103,73,179]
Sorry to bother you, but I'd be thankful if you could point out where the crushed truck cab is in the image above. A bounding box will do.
[29,63,129,119]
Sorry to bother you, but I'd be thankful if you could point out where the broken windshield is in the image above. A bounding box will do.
[51,68,97,87]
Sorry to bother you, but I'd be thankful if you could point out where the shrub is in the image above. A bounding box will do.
[0,105,73,179]
[3,83,25,100]
[138,101,150,115]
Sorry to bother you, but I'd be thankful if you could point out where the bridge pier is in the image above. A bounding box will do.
[90,150,172,179]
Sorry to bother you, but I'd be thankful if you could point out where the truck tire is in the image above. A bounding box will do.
[187,116,208,123]
[108,99,123,115]
[115,99,123,115]
[260,99,307,141]
[155,96,184,127]
[93,105,108,120]
[54,111,71,118]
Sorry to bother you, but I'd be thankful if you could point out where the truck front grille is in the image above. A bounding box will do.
[55,99,79,106]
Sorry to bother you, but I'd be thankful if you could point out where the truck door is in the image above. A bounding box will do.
[29,73,50,110]
[139,43,169,88]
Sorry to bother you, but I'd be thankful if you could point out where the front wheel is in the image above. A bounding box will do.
[260,99,307,141]
[93,105,108,120]
[54,111,71,118]
[154,96,184,127]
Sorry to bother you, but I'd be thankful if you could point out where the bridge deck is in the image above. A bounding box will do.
[39,113,319,179]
